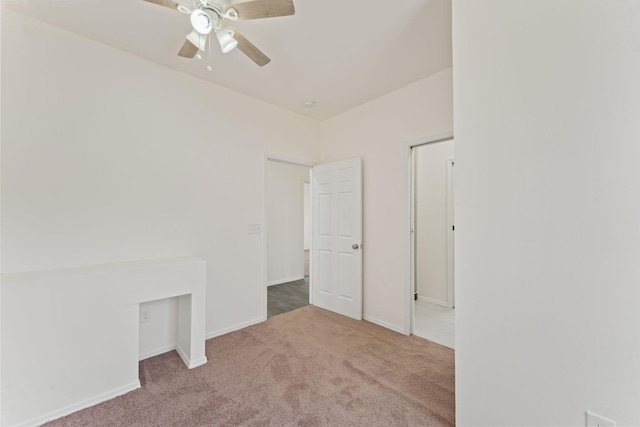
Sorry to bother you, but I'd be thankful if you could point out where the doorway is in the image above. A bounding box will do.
[265,158,312,318]
[410,138,455,348]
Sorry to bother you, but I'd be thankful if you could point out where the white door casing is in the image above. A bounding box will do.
[447,158,455,309]
[312,158,363,320]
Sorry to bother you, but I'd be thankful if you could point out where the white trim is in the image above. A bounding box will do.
[262,154,316,322]
[1,4,3,422]
[15,381,141,427]
[403,131,454,336]
[140,344,208,368]
[205,317,264,340]
[405,131,455,149]
[261,156,269,322]
[363,315,406,335]
[267,275,305,287]
[308,169,315,305]
[138,344,177,361]
[264,154,315,168]
[409,147,417,336]
[300,180,307,272]
[417,295,449,308]
[446,158,455,309]
[176,345,208,369]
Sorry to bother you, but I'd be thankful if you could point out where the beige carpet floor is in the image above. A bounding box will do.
[46,306,455,426]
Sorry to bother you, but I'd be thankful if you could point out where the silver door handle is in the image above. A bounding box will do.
[352,244,360,250]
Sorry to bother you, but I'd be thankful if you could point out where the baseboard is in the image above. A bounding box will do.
[417,295,449,308]
[362,315,405,334]
[176,345,208,369]
[139,344,177,361]
[15,381,141,427]
[140,346,207,369]
[267,275,304,287]
[205,317,264,340]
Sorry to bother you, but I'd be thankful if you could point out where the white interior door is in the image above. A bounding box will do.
[311,158,362,320]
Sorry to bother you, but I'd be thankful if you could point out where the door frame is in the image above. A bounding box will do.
[262,154,315,321]
[446,158,455,309]
[303,179,311,285]
[402,131,454,335]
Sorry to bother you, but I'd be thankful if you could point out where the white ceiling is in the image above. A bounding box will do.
[4,0,452,120]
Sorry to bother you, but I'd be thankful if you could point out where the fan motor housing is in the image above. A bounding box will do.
[203,5,223,21]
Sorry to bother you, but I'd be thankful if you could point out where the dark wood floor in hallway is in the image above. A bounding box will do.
[267,277,309,318]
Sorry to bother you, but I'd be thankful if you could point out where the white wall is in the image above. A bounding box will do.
[414,139,453,304]
[454,1,640,425]
[139,297,178,360]
[0,3,3,423]
[2,257,207,427]
[321,68,453,331]
[267,160,310,285]
[1,8,319,316]
[1,10,320,423]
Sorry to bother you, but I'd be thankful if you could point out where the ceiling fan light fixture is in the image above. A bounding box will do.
[186,30,206,51]
[224,8,239,20]
[216,28,238,53]
[191,9,213,35]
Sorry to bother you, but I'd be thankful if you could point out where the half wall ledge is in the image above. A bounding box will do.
[1,256,207,427]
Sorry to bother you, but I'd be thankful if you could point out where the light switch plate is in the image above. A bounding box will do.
[586,411,615,427]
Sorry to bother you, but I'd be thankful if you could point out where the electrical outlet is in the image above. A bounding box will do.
[586,411,615,427]
[139,306,151,323]
[248,224,262,234]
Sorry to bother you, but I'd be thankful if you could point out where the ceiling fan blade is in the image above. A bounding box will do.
[233,32,271,66]
[143,0,180,11]
[178,39,199,58]
[228,0,295,21]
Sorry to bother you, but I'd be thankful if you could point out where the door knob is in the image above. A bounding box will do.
[352,244,359,250]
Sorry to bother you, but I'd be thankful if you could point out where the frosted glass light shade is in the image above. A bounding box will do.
[216,28,238,53]
[186,30,206,51]
[191,9,213,35]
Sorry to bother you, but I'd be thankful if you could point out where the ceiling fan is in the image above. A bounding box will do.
[143,0,295,67]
